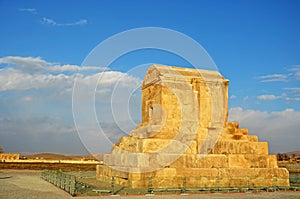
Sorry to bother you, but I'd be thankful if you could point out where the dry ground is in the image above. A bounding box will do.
[0,169,300,199]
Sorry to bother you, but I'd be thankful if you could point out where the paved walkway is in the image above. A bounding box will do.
[0,170,300,199]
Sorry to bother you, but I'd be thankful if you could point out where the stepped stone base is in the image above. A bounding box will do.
[97,165,289,188]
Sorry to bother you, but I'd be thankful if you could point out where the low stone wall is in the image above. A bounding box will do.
[0,153,20,161]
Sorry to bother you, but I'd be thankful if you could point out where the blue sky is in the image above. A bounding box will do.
[0,0,299,154]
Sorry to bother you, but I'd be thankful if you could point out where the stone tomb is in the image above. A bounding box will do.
[96,65,289,188]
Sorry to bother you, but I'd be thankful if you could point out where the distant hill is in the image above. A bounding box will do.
[24,153,101,161]
[25,153,73,160]
[285,150,300,157]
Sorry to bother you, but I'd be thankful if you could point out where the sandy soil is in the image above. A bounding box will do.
[0,169,300,199]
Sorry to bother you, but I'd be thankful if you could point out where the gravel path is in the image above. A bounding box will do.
[0,170,71,199]
[0,170,300,199]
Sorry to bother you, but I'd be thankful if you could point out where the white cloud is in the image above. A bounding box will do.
[243,96,249,101]
[229,107,300,153]
[286,97,300,102]
[0,116,88,154]
[284,87,300,92]
[41,17,88,26]
[257,65,300,82]
[0,68,140,94]
[284,87,300,96]
[0,56,142,153]
[51,65,106,72]
[230,95,236,99]
[257,94,282,100]
[18,8,37,14]
[257,74,288,82]
[257,92,300,102]
[0,68,73,91]
[288,65,300,72]
[0,56,47,73]
[0,56,106,73]
[21,96,33,102]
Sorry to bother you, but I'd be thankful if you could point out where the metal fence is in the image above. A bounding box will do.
[146,176,300,194]
[278,163,300,185]
[279,163,300,169]
[290,172,300,185]
[41,170,300,196]
[41,170,78,196]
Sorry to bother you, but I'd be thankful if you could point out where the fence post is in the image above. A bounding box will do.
[70,175,76,196]
[182,177,186,193]
[148,177,153,194]
[111,176,115,194]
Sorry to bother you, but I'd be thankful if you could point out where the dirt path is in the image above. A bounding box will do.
[0,170,300,199]
[0,170,72,199]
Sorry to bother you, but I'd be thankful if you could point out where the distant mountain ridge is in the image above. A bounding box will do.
[25,153,73,160]
[24,153,99,161]
[285,150,300,156]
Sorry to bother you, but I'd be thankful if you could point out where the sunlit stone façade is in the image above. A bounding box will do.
[96,65,289,188]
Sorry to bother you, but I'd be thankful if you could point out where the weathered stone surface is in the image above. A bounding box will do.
[97,65,289,188]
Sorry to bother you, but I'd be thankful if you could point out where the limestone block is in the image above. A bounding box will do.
[227,154,250,168]
[130,180,147,188]
[151,177,181,188]
[176,168,219,177]
[219,168,257,178]
[122,153,150,168]
[151,127,180,139]
[232,128,248,140]
[228,177,253,188]
[118,136,141,152]
[185,176,217,188]
[196,128,209,140]
[220,126,249,141]
[106,153,150,168]
[197,137,220,154]
[143,67,160,86]
[268,155,278,168]
[150,153,200,168]
[97,165,113,177]
[154,168,177,177]
[140,138,197,154]
[131,125,167,139]
[273,178,290,187]
[128,172,142,181]
[221,126,235,137]
[212,141,268,155]
[148,153,186,169]
[248,135,258,142]
[185,141,198,154]
[181,154,228,168]
[225,122,239,129]
[149,104,165,125]
[115,177,129,186]
[255,168,289,178]
[103,154,113,165]
[113,168,129,179]
[130,126,148,138]
[141,139,169,153]
[227,154,278,168]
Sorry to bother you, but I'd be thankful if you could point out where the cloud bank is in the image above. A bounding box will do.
[257,65,300,82]
[229,107,300,153]
[0,56,141,154]
[0,56,299,154]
